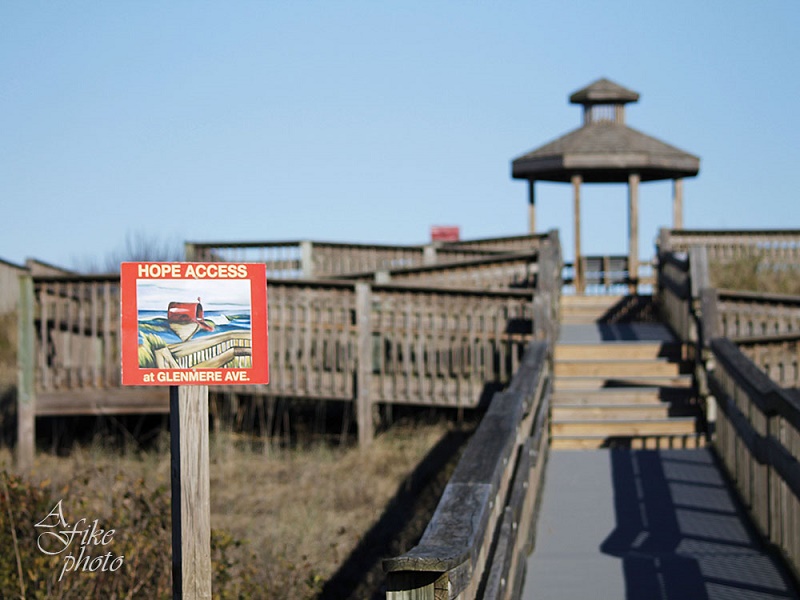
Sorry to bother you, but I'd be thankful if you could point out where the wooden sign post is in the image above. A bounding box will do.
[120,262,268,599]
[170,385,211,599]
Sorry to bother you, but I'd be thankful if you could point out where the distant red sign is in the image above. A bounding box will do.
[121,262,268,386]
[431,226,460,242]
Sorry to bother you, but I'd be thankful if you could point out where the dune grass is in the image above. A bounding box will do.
[709,256,800,295]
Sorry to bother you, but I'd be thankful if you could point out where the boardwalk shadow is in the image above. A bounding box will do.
[601,449,798,600]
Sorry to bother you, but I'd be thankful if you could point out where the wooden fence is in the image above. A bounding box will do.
[21,276,536,439]
[383,341,551,600]
[716,290,800,339]
[0,259,26,315]
[655,230,800,581]
[18,232,562,457]
[21,275,168,417]
[732,335,800,391]
[653,242,800,346]
[331,251,539,290]
[186,234,547,280]
[562,254,655,294]
[658,228,800,264]
[708,338,800,581]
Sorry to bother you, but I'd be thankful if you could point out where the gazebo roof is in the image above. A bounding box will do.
[569,78,639,105]
[512,123,700,183]
[512,78,700,183]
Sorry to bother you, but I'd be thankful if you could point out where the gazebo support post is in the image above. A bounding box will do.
[673,178,684,229]
[528,180,536,233]
[628,172,640,294]
[572,174,583,294]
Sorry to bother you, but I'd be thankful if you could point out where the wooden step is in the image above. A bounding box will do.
[561,295,625,308]
[551,404,673,421]
[552,387,693,405]
[553,374,694,390]
[554,359,683,378]
[554,342,682,361]
[551,417,697,438]
[550,433,706,450]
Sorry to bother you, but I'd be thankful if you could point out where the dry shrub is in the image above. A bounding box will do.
[710,257,800,295]
[0,466,262,599]
[0,417,453,599]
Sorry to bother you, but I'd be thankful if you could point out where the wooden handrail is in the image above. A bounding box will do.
[657,228,800,265]
[186,235,548,279]
[327,250,539,288]
[718,288,800,306]
[383,341,550,599]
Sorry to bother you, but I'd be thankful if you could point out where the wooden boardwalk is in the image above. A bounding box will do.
[523,312,798,599]
[382,232,800,597]
[523,448,799,600]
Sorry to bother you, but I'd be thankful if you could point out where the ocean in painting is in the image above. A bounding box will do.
[137,309,252,346]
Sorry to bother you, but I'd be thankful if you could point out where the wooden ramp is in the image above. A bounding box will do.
[552,295,703,449]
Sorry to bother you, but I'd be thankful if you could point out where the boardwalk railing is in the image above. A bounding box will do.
[736,334,800,390]
[20,274,169,421]
[383,341,551,600]
[185,234,548,280]
[20,276,538,443]
[18,232,562,459]
[562,255,655,294]
[656,228,800,582]
[707,338,800,581]
[329,251,540,290]
[715,289,800,339]
[658,228,800,264]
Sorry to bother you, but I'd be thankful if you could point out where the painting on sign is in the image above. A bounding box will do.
[136,279,252,369]
[121,262,269,386]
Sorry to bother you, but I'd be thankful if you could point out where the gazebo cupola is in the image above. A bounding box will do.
[511,78,700,292]
[571,77,639,126]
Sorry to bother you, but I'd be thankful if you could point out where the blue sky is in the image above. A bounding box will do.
[2,2,798,269]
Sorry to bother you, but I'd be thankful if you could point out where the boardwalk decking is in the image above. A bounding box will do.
[523,449,799,600]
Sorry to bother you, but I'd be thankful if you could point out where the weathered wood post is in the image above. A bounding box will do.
[170,385,212,600]
[533,230,561,344]
[528,179,536,233]
[691,245,718,441]
[628,172,640,294]
[571,174,583,294]
[673,178,684,229]
[689,245,709,347]
[355,283,374,446]
[300,241,315,279]
[184,242,197,262]
[422,244,437,266]
[16,273,35,471]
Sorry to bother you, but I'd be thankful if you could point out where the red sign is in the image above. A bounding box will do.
[121,262,268,386]
[431,226,460,242]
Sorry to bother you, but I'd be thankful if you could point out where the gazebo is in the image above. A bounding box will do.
[511,78,700,293]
